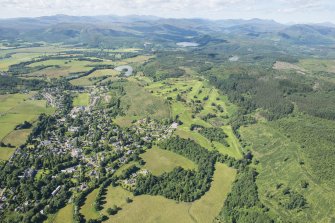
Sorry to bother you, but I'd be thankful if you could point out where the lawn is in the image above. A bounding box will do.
[0,52,46,70]
[73,93,90,107]
[140,146,197,175]
[102,186,134,216]
[25,59,105,78]
[103,163,236,223]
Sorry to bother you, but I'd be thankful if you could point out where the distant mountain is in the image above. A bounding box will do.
[278,24,335,44]
[0,15,334,47]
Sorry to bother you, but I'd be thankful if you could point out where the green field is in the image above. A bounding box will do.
[103,163,236,223]
[298,59,335,74]
[45,204,74,223]
[80,188,100,220]
[120,81,171,120]
[145,78,243,159]
[140,146,197,175]
[70,69,119,86]
[0,147,16,161]
[240,120,335,223]
[25,59,101,78]
[73,93,90,107]
[0,93,54,160]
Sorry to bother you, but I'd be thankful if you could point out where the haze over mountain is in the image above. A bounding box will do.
[0,15,334,48]
[1,0,334,24]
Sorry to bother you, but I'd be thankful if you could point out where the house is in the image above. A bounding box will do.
[68,127,79,133]
[51,186,61,196]
[170,122,178,129]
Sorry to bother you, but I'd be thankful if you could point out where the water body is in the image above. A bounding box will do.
[176,42,199,47]
[115,65,133,77]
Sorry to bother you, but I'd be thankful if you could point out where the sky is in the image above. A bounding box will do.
[0,0,334,24]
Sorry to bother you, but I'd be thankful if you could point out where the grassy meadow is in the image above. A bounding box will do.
[140,146,197,175]
[45,204,74,223]
[120,80,171,120]
[80,163,236,223]
[0,93,54,160]
[73,93,90,107]
[240,119,335,223]
[106,163,235,223]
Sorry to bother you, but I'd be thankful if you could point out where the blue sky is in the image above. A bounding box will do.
[0,0,334,24]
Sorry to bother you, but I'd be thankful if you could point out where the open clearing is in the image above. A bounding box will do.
[273,61,306,74]
[240,121,335,223]
[45,204,74,223]
[70,69,119,86]
[140,146,197,175]
[120,81,170,120]
[73,93,90,107]
[0,93,54,158]
[103,163,236,223]
[298,59,335,73]
[80,188,100,220]
[0,147,16,161]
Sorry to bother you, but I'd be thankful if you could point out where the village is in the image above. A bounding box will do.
[0,81,178,215]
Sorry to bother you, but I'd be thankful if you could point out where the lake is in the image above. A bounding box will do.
[176,42,199,47]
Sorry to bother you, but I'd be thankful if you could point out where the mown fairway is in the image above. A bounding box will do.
[140,146,197,175]
[146,77,243,159]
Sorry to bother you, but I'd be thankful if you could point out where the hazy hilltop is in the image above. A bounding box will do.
[0,15,335,47]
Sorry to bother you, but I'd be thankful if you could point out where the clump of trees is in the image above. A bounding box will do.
[216,169,273,223]
[0,75,47,94]
[198,127,229,146]
[134,137,242,202]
